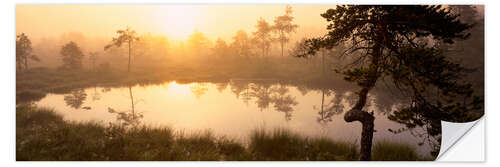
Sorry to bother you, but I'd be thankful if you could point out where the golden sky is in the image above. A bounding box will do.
[16,5,337,42]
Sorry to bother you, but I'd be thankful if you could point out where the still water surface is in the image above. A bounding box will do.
[35,81,433,155]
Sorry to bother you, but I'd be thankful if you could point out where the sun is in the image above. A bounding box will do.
[155,6,199,40]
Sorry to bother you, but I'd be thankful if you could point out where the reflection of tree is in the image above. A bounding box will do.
[271,85,298,121]
[229,80,253,105]
[64,89,87,109]
[240,85,252,106]
[315,89,340,125]
[229,80,249,99]
[215,82,228,93]
[231,81,299,121]
[108,86,143,128]
[249,84,274,111]
[296,84,310,96]
[91,86,101,101]
[102,87,111,93]
[190,83,209,99]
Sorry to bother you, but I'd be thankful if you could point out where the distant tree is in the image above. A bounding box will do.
[273,5,299,57]
[105,27,139,73]
[253,17,274,58]
[133,33,170,64]
[213,38,230,60]
[188,30,210,56]
[60,41,85,70]
[16,33,39,72]
[231,30,253,59]
[291,39,332,73]
[88,52,98,72]
[298,5,481,160]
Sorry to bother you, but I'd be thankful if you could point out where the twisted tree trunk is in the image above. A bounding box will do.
[344,38,382,160]
[344,87,375,161]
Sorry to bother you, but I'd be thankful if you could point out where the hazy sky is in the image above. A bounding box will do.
[16,5,337,43]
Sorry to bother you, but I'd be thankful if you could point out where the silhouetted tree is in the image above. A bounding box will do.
[273,5,298,57]
[253,17,274,58]
[298,5,481,160]
[60,41,84,70]
[16,33,39,72]
[105,27,139,73]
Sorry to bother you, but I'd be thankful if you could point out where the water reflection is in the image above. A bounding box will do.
[107,86,144,127]
[190,83,209,99]
[91,86,101,101]
[39,81,442,156]
[249,83,274,111]
[314,89,342,125]
[102,87,111,93]
[215,82,228,93]
[270,85,298,121]
[230,81,299,121]
[63,88,87,109]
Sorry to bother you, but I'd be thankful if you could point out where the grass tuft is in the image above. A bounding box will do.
[371,140,423,161]
[248,128,358,160]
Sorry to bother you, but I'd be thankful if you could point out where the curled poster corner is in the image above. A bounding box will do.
[436,118,483,161]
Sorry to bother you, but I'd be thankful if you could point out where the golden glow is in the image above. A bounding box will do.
[155,6,200,40]
[16,5,335,42]
[166,81,193,97]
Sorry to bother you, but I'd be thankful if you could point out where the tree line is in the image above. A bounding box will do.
[16,5,300,73]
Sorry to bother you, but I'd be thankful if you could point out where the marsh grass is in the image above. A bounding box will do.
[16,104,431,161]
[371,140,431,161]
[16,90,46,103]
[248,128,358,160]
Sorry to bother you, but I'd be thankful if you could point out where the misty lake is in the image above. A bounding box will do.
[35,80,434,156]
